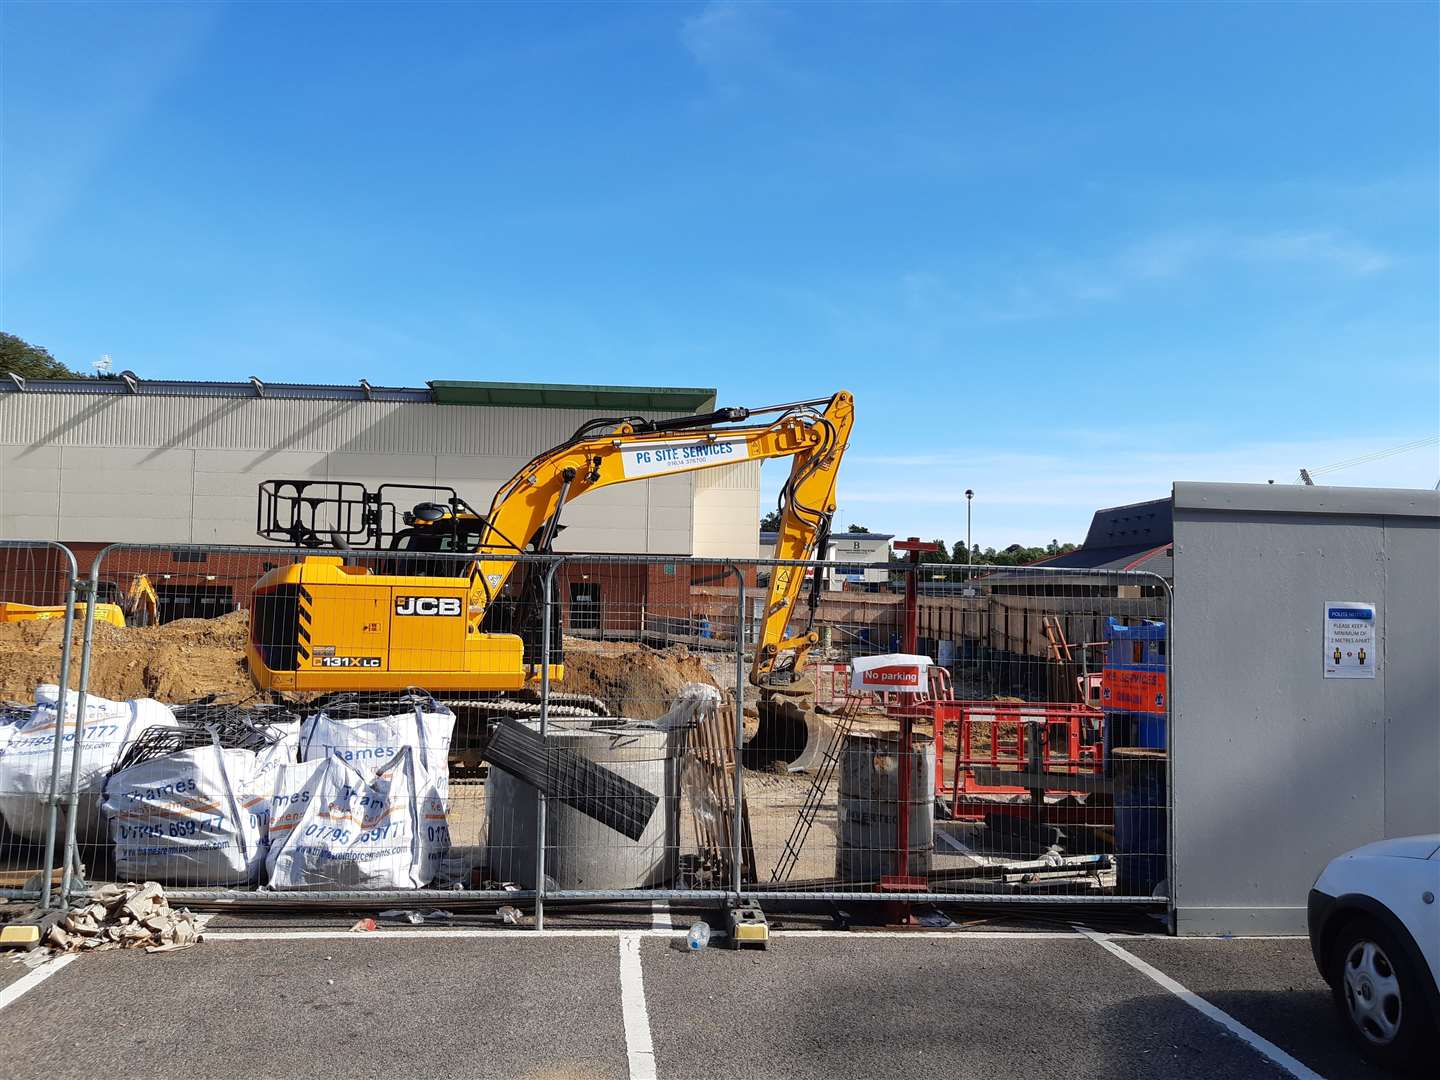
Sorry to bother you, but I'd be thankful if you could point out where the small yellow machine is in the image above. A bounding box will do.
[0,601,126,629]
[0,574,159,630]
[247,392,853,694]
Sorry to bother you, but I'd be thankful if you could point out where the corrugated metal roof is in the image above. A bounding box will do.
[0,377,431,403]
[430,380,716,411]
[0,376,719,412]
[1081,497,1173,549]
[1028,542,1173,574]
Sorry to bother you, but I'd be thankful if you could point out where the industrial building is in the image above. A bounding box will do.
[0,375,763,623]
[760,529,895,590]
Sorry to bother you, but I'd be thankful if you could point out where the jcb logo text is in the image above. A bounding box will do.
[395,596,462,617]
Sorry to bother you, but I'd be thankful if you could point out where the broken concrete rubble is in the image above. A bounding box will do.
[44,881,206,953]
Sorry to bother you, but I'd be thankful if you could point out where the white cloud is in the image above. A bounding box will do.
[889,223,1399,328]
[1054,225,1397,312]
[1118,227,1393,281]
[680,1,797,97]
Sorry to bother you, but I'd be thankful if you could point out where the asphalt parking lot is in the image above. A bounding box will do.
[0,926,1388,1080]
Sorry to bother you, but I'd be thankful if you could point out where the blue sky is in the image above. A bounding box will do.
[3,1,1436,548]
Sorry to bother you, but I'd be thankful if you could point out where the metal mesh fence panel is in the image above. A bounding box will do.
[0,540,81,906]
[745,559,1171,906]
[538,556,748,917]
[67,543,560,906]
[42,543,1171,915]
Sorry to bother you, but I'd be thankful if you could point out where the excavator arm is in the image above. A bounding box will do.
[466,391,854,685]
[123,574,159,627]
[247,391,853,693]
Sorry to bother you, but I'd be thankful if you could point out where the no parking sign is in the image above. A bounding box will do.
[849,653,932,693]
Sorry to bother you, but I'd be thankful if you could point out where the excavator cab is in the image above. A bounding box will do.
[388,503,488,564]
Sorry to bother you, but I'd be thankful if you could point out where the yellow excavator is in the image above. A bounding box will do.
[245,392,852,697]
[0,574,158,629]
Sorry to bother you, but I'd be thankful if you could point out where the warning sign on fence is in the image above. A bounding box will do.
[850,653,932,693]
[1324,602,1376,680]
[1102,669,1167,715]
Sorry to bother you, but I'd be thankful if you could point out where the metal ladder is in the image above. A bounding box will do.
[769,695,858,883]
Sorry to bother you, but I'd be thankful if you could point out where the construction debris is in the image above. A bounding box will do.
[497,905,525,926]
[684,699,757,884]
[378,909,454,924]
[44,882,206,953]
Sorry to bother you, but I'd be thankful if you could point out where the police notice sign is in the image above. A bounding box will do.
[1323,602,1376,680]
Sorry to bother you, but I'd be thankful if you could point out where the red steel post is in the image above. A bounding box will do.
[887,538,939,890]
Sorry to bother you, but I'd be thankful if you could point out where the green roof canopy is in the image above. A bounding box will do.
[430,380,716,413]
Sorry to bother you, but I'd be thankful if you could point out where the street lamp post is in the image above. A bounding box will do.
[965,489,974,568]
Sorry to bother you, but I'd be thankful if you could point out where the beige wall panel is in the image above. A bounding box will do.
[0,514,60,540]
[192,449,330,477]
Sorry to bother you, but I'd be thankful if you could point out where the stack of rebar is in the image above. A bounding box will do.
[111,702,301,772]
[306,690,446,720]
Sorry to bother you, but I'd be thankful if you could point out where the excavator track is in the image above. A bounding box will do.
[441,692,613,780]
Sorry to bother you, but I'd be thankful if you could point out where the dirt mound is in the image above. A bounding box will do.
[0,610,257,704]
[0,613,716,715]
[560,637,719,720]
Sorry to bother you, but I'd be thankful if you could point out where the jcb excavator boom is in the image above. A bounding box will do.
[246,391,853,693]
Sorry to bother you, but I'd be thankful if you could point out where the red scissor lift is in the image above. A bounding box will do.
[884,666,1111,833]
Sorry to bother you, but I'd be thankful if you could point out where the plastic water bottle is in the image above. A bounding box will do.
[686,921,710,951]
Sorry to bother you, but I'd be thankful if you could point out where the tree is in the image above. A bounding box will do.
[0,333,86,379]
[894,536,1080,567]
[760,508,783,531]
[846,523,870,533]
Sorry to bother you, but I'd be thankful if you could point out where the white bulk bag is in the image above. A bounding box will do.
[299,698,455,797]
[101,736,262,885]
[0,685,178,843]
[253,756,328,875]
[267,747,442,890]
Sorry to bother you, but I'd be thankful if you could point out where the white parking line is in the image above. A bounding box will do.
[1074,927,1327,1080]
[773,929,1088,939]
[618,933,657,1080]
[204,928,681,940]
[651,900,672,931]
[0,954,78,1011]
[201,927,1094,942]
